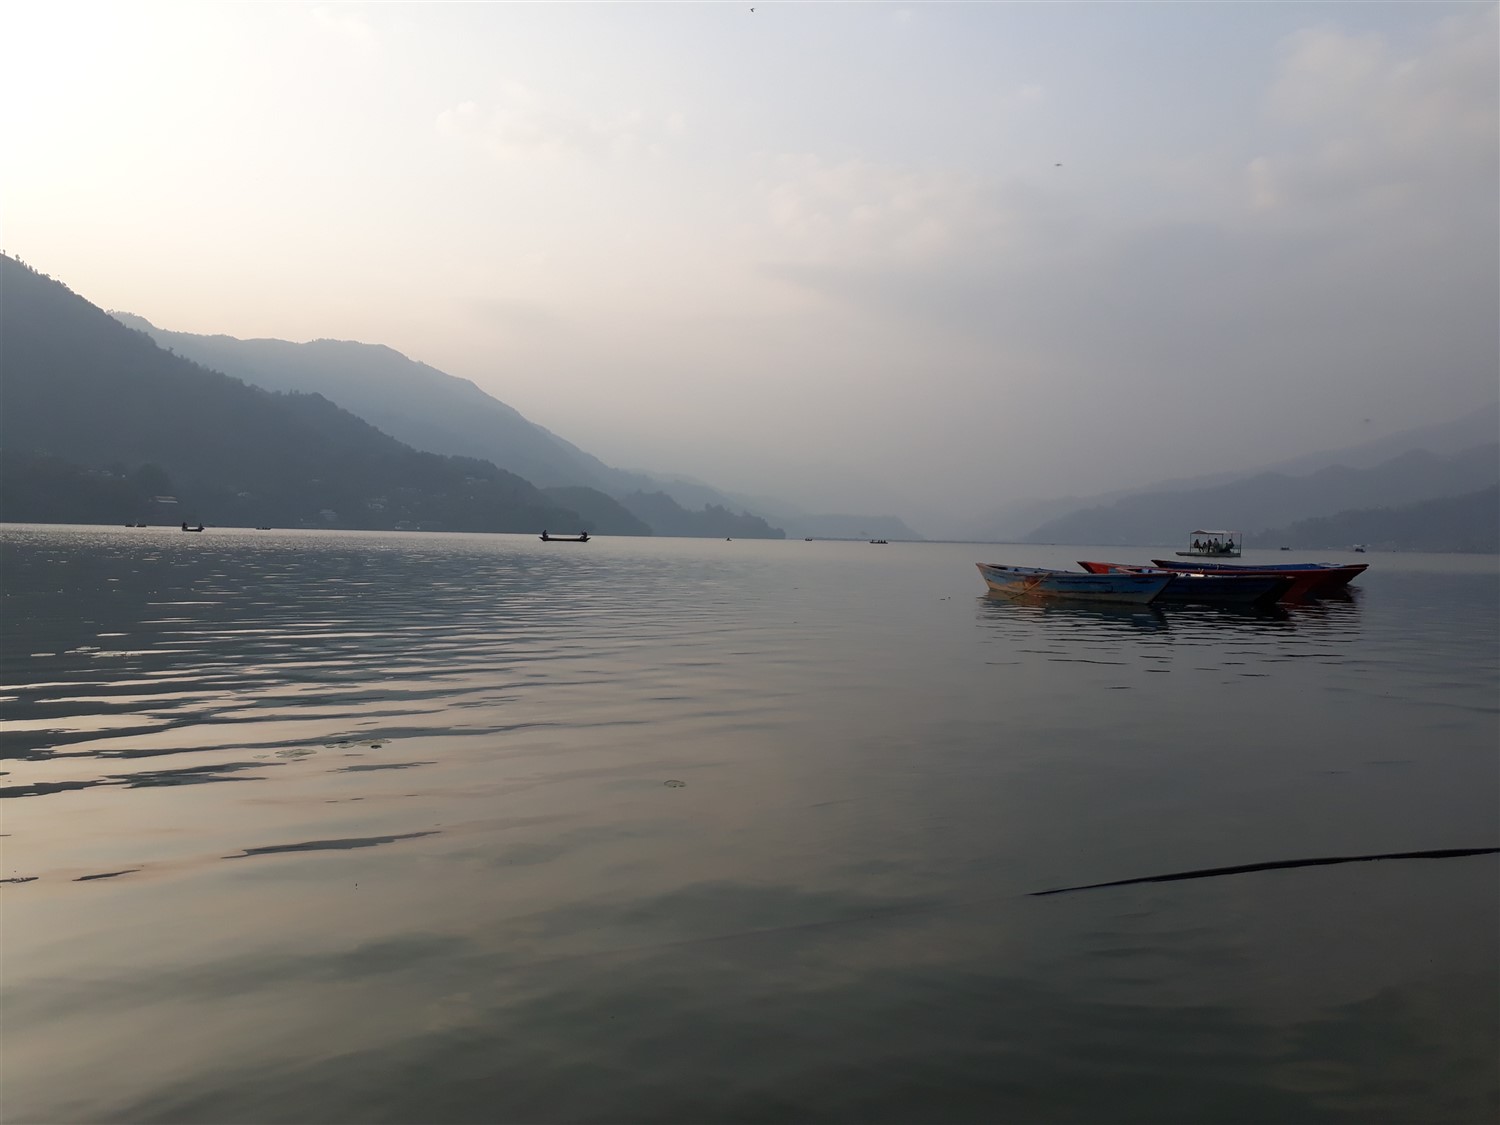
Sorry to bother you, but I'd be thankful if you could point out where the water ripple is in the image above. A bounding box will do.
[2,527,1496,1123]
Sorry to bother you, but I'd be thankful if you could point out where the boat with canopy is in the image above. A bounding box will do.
[1176,530,1241,558]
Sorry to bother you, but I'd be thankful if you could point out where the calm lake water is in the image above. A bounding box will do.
[2,525,1497,1124]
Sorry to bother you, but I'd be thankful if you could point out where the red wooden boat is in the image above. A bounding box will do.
[1147,559,1367,596]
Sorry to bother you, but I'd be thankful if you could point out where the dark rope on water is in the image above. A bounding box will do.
[1029,847,1500,897]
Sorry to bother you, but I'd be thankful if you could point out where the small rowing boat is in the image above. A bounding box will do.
[977,563,1171,604]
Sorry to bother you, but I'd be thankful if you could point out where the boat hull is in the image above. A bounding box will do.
[1076,562,1293,605]
[1149,560,1366,591]
[977,564,1170,604]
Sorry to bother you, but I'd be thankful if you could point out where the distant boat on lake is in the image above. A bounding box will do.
[540,530,589,542]
[180,522,204,532]
[977,563,1171,605]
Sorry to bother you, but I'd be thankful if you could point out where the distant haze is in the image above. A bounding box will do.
[4,2,1495,523]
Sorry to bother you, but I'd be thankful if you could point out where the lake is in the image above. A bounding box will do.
[2,525,1496,1123]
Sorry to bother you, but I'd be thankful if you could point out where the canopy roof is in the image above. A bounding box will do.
[1189,529,1239,537]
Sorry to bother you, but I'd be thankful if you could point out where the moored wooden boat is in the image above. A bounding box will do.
[977,563,1171,604]
[1148,560,1367,592]
[1076,562,1293,605]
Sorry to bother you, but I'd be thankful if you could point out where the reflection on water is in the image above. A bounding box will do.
[2,526,1496,1123]
[979,586,1362,636]
[225,831,441,859]
[976,587,1366,678]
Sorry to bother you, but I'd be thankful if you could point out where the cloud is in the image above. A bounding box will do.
[434,84,681,163]
[464,295,561,338]
[755,154,1009,271]
[1249,8,1498,224]
[754,9,1496,357]
[733,9,1496,509]
[309,5,379,57]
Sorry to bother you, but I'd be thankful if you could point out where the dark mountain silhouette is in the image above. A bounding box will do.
[766,512,923,540]
[973,402,1500,542]
[107,315,734,504]
[1020,443,1499,547]
[539,486,650,536]
[108,312,620,492]
[106,315,876,538]
[0,255,585,533]
[1254,486,1499,553]
[1246,404,1499,478]
[0,451,170,526]
[618,492,785,539]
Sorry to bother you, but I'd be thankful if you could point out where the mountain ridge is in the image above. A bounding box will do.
[108,313,914,538]
[1,256,592,533]
[1254,486,1499,553]
[1019,442,1499,549]
[972,402,1500,542]
[108,312,622,493]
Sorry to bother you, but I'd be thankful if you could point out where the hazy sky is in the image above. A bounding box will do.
[4,2,1496,525]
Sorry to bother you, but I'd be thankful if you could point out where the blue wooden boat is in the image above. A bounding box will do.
[1076,561,1294,605]
[977,563,1171,604]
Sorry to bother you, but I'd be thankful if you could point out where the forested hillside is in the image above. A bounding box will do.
[1021,444,1498,548]
[1253,487,1499,553]
[619,492,786,539]
[0,256,584,533]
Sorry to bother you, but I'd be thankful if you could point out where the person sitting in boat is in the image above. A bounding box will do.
[1192,538,1203,551]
